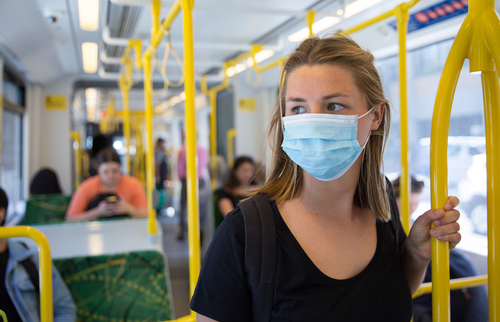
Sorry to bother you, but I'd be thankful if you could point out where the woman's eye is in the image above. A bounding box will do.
[327,103,344,111]
[291,106,306,114]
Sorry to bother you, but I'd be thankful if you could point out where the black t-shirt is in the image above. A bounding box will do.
[217,188,246,209]
[0,249,23,322]
[191,201,412,321]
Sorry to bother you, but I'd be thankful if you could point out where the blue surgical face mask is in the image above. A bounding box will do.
[281,108,374,181]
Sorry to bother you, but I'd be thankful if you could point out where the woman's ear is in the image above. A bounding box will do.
[370,102,385,131]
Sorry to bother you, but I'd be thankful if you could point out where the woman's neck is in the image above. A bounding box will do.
[101,177,120,192]
[296,158,363,221]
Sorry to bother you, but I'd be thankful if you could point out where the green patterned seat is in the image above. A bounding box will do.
[53,251,173,322]
[23,194,72,225]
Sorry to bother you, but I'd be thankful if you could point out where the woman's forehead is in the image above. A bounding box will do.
[285,65,360,98]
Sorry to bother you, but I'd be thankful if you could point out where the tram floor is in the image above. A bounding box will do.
[158,210,213,319]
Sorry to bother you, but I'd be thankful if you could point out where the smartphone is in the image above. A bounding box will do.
[105,196,118,204]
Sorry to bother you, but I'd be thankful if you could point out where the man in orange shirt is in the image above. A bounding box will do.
[66,148,147,221]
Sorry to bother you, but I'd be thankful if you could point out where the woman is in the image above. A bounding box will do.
[190,35,461,321]
[29,168,63,195]
[217,156,259,217]
[66,148,147,221]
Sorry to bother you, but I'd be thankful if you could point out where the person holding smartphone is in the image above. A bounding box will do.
[65,148,147,221]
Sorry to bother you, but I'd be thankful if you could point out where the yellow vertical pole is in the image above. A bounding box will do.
[70,132,81,190]
[482,70,500,322]
[209,91,218,189]
[227,129,237,168]
[181,0,200,306]
[0,227,53,322]
[395,4,410,235]
[306,10,315,37]
[430,14,472,321]
[122,58,133,175]
[143,0,161,235]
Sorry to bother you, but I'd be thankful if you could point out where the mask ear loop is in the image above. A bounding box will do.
[358,105,378,148]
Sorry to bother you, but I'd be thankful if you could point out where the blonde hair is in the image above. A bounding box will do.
[252,34,392,222]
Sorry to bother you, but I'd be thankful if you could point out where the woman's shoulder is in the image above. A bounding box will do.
[224,207,245,231]
[78,175,100,190]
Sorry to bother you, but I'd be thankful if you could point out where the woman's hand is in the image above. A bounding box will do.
[406,196,461,262]
[108,199,133,216]
[96,201,115,218]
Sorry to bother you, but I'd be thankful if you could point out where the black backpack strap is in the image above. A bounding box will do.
[239,193,277,322]
[18,242,40,293]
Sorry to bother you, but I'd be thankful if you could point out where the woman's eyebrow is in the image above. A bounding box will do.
[286,97,306,102]
[321,93,349,100]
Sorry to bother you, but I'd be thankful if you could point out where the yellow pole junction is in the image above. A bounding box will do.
[0,227,53,322]
[70,131,81,190]
[306,10,315,37]
[227,129,237,168]
[426,0,500,319]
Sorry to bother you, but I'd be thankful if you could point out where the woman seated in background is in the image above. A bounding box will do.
[65,148,147,222]
[30,168,63,195]
[217,156,259,217]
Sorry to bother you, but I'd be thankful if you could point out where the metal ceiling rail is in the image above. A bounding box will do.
[100,51,224,67]
[110,0,341,18]
[98,64,223,81]
[103,26,285,51]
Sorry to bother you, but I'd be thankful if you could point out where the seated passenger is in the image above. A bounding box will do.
[30,168,63,195]
[392,175,488,322]
[217,156,259,217]
[0,187,77,321]
[65,148,147,222]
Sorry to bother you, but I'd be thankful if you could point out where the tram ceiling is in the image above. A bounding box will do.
[0,0,475,86]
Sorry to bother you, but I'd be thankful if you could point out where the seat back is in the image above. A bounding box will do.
[23,194,72,225]
[54,250,173,321]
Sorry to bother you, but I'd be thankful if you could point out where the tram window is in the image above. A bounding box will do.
[1,110,23,219]
[377,36,488,249]
[448,144,461,157]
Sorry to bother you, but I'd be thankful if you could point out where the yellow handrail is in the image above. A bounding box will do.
[342,0,420,236]
[70,131,81,190]
[426,0,500,319]
[0,227,53,322]
[181,0,200,313]
[227,129,237,168]
[0,309,7,322]
[395,3,411,235]
[413,274,488,298]
[119,57,133,175]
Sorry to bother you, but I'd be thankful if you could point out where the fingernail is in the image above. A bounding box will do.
[433,220,440,226]
[430,229,436,236]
